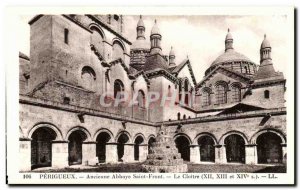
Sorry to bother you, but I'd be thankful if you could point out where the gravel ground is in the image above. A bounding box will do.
[30,163,286,173]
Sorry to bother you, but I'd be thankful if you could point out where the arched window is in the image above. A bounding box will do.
[137,90,145,108]
[202,89,211,106]
[264,90,270,99]
[114,14,119,21]
[168,85,171,96]
[90,26,105,55]
[81,66,96,90]
[112,40,125,60]
[184,79,189,105]
[232,85,241,102]
[183,115,186,120]
[216,84,227,104]
[177,112,181,120]
[114,79,124,99]
[244,66,248,74]
[178,81,182,102]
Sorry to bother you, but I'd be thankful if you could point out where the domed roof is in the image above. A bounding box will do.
[169,46,175,56]
[131,39,150,50]
[137,15,144,28]
[151,20,160,35]
[211,49,252,67]
[261,34,271,49]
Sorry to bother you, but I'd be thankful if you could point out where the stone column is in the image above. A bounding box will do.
[189,145,201,164]
[106,143,118,163]
[139,144,148,162]
[52,140,69,168]
[19,138,32,171]
[281,143,287,164]
[123,143,134,163]
[215,145,227,164]
[82,141,97,166]
[245,144,257,165]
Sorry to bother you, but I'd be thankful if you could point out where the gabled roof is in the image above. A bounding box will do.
[197,66,251,88]
[129,70,150,87]
[19,52,30,61]
[171,59,197,86]
[217,103,264,115]
[145,68,179,84]
[109,58,130,75]
[143,53,169,71]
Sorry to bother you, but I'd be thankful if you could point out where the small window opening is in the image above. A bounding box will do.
[264,90,270,99]
[63,97,70,104]
[64,28,69,44]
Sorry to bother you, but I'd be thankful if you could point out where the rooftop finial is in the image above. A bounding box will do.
[228,28,230,32]
[140,15,142,19]
[155,19,157,24]
[264,34,266,38]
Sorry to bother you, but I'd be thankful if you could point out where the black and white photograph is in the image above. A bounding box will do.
[5,6,295,185]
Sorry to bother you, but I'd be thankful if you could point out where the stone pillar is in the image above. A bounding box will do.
[139,144,148,162]
[19,138,32,171]
[281,143,287,164]
[189,145,201,163]
[52,141,69,168]
[106,143,118,163]
[82,141,97,166]
[123,143,134,163]
[245,144,257,165]
[215,145,227,164]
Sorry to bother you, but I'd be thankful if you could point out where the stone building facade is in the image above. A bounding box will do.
[19,14,286,171]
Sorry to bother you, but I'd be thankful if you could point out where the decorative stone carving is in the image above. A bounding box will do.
[142,125,188,173]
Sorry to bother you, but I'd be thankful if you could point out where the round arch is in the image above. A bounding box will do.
[147,134,156,142]
[230,82,242,88]
[89,23,107,41]
[202,87,212,94]
[81,66,96,80]
[133,133,146,143]
[174,133,193,144]
[218,130,249,145]
[250,128,286,144]
[115,130,132,143]
[193,132,218,145]
[28,122,63,140]
[174,133,192,161]
[65,126,92,142]
[214,80,229,90]
[93,128,115,143]
[112,38,127,53]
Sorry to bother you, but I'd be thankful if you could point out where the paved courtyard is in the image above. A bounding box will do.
[30,162,286,173]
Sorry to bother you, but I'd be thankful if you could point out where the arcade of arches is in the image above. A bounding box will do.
[20,125,286,171]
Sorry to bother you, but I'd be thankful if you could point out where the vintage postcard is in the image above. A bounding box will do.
[6,6,295,185]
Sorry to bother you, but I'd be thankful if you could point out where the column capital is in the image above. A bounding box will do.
[124,143,135,146]
[281,143,287,147]
[83,141,97,144]
[245,144,257,147]
[214,144,224,148]
[52,140,68,144]
[106,142,118,145]
[189,144,200,147]
[19,137,32,141]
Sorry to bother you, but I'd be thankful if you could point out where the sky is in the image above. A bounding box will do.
[19,14,289,81]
